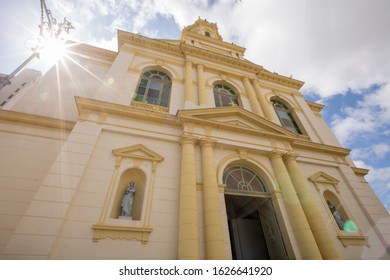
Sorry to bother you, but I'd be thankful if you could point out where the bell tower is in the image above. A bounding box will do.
[180,17,246,59]
[181,17,223,41]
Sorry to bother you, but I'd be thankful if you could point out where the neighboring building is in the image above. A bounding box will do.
[0,19,389,260]
[0,69,41,108]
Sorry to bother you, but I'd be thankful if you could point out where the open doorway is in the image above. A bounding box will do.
[225,194,288,260]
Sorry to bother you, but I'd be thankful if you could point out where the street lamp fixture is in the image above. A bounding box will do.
[0,0,74,90]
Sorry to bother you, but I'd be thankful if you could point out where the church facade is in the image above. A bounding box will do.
[0,19,389,259]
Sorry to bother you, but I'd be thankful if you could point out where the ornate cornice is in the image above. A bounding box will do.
[181,43,262,73]
[118,31,182,57]
[257,69,304,90]
[293,139,350,156]
[117,30,305,90]
[183,30,245,53]
[75,96,177,125]
[351,167,369,176]
[306,101,325,113]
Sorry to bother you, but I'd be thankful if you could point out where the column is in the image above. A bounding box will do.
[178,136,199,259]
[268,150,322,259]
[185,61,193,102]
[197,64,207,105]
[284,153,341,259]
[242,77,263,116]
[200,139,226,259]
[252,79,277,122]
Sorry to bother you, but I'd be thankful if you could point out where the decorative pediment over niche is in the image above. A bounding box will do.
[112,144,164,162]
[177,107,298,140]
[308,171,340,192]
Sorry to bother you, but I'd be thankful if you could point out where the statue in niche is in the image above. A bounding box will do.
[119,181,136,220]
[327,200,344,230]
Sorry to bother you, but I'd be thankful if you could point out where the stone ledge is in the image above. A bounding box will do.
[92,224,152,244]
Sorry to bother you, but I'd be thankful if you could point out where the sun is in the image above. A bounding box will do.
[38,37,69,65]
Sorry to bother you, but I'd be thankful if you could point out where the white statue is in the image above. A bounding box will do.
[119,181,136,219]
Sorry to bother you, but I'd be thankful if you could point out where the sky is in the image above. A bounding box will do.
[1,0,389,211]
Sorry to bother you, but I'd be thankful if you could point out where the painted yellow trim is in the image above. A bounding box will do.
[118,29,303,90]
[306,101,325,113]
[337,234,368,247]
[257,68,304,90]
[76,97,349,159]
[293,140,350,156]
[132,59,182,81]
[75,96,177,124]
[309,171,340,192]
[130,101,169,113]
[178,106,298,141]
[351,167,369,176]
[93,144,164,243]
[113,144,164,162]
[92,224,152,243]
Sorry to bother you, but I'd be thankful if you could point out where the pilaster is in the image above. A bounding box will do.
[197,64,207,105]
[242,77,263,117]
[185,61,193,102]
[252,79,277,122]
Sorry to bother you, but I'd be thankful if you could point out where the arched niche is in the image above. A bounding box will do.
[111,168,146,221]
[92,144,164,243]
[309,171,368,246]
[323,190,349,231]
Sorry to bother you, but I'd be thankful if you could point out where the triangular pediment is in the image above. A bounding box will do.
[177,107,299,140]
[308,171,339,185]
[112,144,164,162]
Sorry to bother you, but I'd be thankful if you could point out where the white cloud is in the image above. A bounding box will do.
[18,0,390,101]
[113,0,390,99]
[352,144,390,161]
[87,37,118,52]
[329,83,390,145]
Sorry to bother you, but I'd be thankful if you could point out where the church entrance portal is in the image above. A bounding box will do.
[225,194,288,260]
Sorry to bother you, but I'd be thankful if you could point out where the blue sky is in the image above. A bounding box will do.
[1,0,390,211]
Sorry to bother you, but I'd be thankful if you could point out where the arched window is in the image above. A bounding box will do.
[205,31,211,37]
[323,191,357,232]
[213,84,240,107]
[271,99,302,134]
[223,166,268,192]
[134,70,171,107]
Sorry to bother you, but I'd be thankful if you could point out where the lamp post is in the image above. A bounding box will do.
[0,0,74,90]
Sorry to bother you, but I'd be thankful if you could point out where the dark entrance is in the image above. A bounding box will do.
[225,194,288,260]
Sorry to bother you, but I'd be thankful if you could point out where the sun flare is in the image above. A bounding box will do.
[38,37,68,64]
